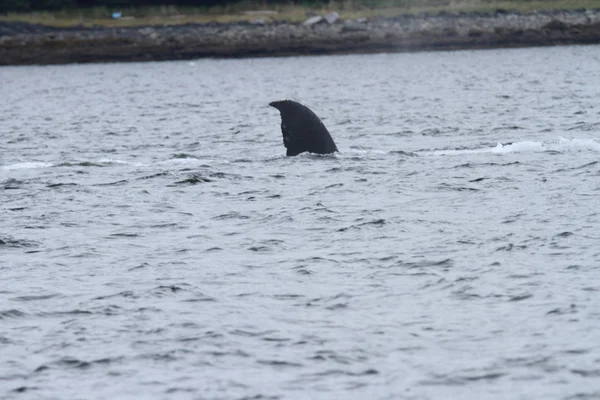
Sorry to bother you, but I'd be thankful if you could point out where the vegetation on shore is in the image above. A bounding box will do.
[2,0,600,28]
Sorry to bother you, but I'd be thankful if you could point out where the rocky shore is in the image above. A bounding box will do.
[2,8,600,66]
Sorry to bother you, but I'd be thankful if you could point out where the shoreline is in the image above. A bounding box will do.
[2,8,600,66]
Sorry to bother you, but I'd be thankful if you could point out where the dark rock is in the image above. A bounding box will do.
[341,20,368,33]
[543,19,569,30]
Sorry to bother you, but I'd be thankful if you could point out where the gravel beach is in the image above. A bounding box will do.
[2,8,600,65]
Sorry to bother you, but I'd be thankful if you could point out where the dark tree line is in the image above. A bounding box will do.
[1,0,327,13]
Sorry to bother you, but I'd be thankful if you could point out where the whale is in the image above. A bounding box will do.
[269,100,338,156]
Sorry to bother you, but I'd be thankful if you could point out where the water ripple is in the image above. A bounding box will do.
[2,45,600,399]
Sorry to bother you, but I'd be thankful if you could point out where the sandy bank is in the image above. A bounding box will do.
[1,8,600,66]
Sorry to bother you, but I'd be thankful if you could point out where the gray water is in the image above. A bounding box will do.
[2,45,600,400]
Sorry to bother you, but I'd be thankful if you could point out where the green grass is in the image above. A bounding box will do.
[2,0,600,28]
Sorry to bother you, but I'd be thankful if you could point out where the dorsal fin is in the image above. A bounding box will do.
[269,100,338,156]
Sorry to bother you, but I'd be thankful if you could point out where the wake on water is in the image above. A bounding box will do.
[2,137,599,171]
[425,137,600,156]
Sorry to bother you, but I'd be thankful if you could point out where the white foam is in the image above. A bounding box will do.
[348,149,387,155]
[2,159,140,171]
[96,158,134,165]
[2,162,53,171]
[550,137,600,152]
[426,137,600,156]
[157,158,223,166]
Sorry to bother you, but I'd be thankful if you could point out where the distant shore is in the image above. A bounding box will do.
[2,8,600,66]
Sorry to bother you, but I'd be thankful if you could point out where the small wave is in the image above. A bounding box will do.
[2,162,53,171]
[135,172,171,181]
[389,150,418,156]
[172,174,213,185]
[171,153,200,159]
[158,158,208,166]
[426,137,600,156]
[309,368,379,377]
[257,360,303,367]
[338,219,386,232]
[345,148,388,156]
[0,237,39,248]
[47,182,78,188]
[94,179,129,186]
[37,310,93,317]
[11,386,39,394]
[0,309,28,319]
[35,356,125,371]
[12,294,62,302]
[3,159,140,170]
[56,159,136,168]
[108,232,141,238]
[419,371,506,386]
[213,212,250,220]
[398,258,454,269]
[436,183,479,192]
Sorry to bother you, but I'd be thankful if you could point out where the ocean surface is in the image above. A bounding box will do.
[2,45,600,400]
